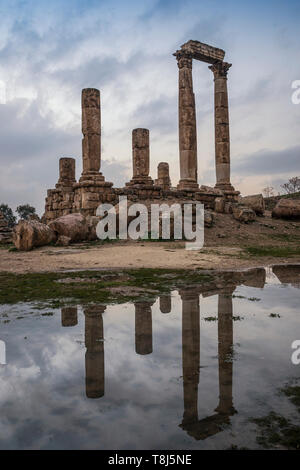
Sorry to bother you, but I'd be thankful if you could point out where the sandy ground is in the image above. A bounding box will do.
[1,211,299,273]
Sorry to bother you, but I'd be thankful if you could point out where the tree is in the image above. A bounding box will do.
[0,203,17,228]
[16,204,36,220]
[262,186,275,198]
[280,176,300,194]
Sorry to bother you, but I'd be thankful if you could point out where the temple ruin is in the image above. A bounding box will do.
[44,40,239,223]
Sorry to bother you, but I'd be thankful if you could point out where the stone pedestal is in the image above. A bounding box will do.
[209,62,235,192]
[155,162,171,190]
[174,51,198,191]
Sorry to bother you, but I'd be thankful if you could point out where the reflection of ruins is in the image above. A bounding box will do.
[179,287,236,440]
[61,306,78,327]
[134,301,154,355]
[84,305,106,399]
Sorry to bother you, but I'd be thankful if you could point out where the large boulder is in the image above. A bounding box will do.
[238,194,265,216]
[272,198,300,219]
[13,219,56,251]
[232,204,256,223]
[48,213,89,242]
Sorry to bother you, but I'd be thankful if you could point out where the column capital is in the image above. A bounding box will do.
[209,61,232,79]
[173,50,193,69]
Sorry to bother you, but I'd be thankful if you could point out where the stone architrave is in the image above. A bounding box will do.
[209,61,234,191]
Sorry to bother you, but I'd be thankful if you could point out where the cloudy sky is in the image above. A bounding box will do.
[0,0,299,215]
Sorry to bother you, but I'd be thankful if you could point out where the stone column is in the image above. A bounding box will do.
[127,128,153,186]
[84,305,106,398]
[155,162,171,190]
[80,88,105,183]
[215,290,235,415]
[179,288,200,425]
[209,62,234,192]
[57,158,76,188]
[61,307,78,327]
[135,301,153,355]
[174,51,198,191]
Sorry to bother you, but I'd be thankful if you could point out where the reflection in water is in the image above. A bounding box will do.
[84,305,105,399]
[1,264,299,449]
[159,295,172,314]
[61,307,78,327]
[135,301,154,355]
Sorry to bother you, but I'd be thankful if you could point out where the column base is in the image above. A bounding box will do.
[125,176,154,187]
[214,182,235,192]
[177,179,199,191]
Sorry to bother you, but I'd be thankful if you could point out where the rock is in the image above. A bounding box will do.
[204,210,214,228]
[56,235,71,246]
[13,220,56,251]
[199,185,223,195]
[238,194,265,215]
[272,198,300,220]
[48,213,89,242]
[214,197,225,213]
[232,205,256,223]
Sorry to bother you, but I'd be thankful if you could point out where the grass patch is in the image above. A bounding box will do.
[245,246,300,257]
[269,313,281,318]
[250,412,300,449]
[0,268,213,306]
[281,385,300,412]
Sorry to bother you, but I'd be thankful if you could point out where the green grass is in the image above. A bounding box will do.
[250,412,300,449]
[0,268,213,306]
[245,246,300,257]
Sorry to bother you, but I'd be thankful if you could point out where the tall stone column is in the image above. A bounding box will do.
[174,51,198,191]
[80,88,105,183]
[179,289,200,425]
[215,290,235,415]
[126,128,153,186]
[134,301,153,355]
[209,62,234,192]
[84,305,106,398]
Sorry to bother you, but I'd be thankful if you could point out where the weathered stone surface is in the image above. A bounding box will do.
[204,210,214,227]
[272,198,300,219]
[127,128,153,186]
[209,61,234,192]
[214,197,225,213]
[238,194,265,215]
[242,267,266,288]
[232,205,256,223]
[179,40,225,64]
[13,220,56,251]
[56,235,71,246]
[57,158,76,187]
[49,213,89,242]
[155,162,171,190]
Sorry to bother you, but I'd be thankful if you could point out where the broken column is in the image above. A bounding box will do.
[159,294,172,314]
[134,301,153,355]
[126,128,153,186]
[209,62,234,192]
[155,162,171,190]
[61,306,78,327]
[56,158,76,189]
[174,50,198,191]
[84,305,106,398]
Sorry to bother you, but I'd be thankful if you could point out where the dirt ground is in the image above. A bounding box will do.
[0,211,299,273]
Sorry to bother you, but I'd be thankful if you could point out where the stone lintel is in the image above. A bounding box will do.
[175,40,225,64]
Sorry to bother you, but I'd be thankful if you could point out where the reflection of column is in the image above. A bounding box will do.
[174,51,198,191]
[159,295,171,314]
[61,307,78,327]
[209,62,234,192]
[180,289,200,425]
[135,301,154,355]
[215,290,235,415]
[84,305,106,398]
